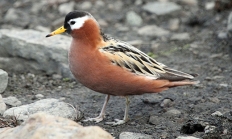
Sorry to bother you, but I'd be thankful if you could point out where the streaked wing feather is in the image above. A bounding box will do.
[99,39,194,80]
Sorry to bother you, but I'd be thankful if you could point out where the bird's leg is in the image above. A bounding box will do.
[106,96,130,126]
[83,95,110,123]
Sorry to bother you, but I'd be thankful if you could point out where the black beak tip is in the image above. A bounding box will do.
[46,34,52,37]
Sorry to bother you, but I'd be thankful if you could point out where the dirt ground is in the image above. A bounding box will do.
[1,0,232,138]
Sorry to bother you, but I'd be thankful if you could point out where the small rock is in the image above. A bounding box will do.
[219,83,229,88]
[3,99,80,121]
[119,132,153,139]
[4,8,18,22]
[108,1,123,11]
[217,31,227,39]
[79,1,92,10]
[211,111,223,116]
[0,95,6,114]
[3,96,21,107]
[205,2,215,10]
[52,74,62,80]
[208,97,220,103]
[171,33,190,41]
[204,125,216,134]
[163,109,181,117]
[169,18,180,31]
[58,1,75,15]
[176,136,200,139]
[35,94,44,99]
[179,0,198,6]
[142,2,181,15]
[0,112,113,139]
[160,98,173,107]
[138,25,170,37]
[126,11,143,26]
[149,115,160,125]
[0,69,8,93]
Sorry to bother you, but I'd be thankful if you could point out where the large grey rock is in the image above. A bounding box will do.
[142,2,181,15]
[126,11,143,26]
[0,29,72,78]
[0,69,8,93]
[0,95,6,114]
[119,132,153,139]
[3,99,80,121]
[0,112,113,139]
[3,96,21,107]
[138,25,170,37]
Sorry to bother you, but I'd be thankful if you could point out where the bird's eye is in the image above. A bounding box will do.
[70,21,76,25]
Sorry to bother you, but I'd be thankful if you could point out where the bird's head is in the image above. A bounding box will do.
[46,11,97,37]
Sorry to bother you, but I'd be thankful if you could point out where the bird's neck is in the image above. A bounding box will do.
[71,19,103,49]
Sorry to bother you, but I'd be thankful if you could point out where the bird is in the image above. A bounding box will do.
[46,10,198,126]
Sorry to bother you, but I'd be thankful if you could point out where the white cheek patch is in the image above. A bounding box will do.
[68,16,90,30]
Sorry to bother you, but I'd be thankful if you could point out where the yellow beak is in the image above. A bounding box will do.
[46,26,66,37]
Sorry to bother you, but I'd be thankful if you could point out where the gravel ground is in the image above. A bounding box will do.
[1,0,232,138]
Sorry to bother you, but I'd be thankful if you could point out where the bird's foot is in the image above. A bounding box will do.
[105,119,128,126]
[83,116,104,123]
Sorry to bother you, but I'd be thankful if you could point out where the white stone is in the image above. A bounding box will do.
[171,33,190,41]
[35,94,44,99]
[0,95,6,114]
[58,1,75,15]
[4,8,18,22]
[126,11,143,26]
[0,69,8,93]
[205,2,215,10]
[3,99,79,121]
[142,2,181,15]
[0,112,113,139]
[138,25,170,37]
[0,29,72,78]
[3,96,21,107]
[119,132,153,139]
[205,125,216,134]
[176,136,200,139]
[211,111,223,116]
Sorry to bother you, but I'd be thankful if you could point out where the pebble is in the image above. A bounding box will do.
[138,25,170,37]
[35,94,44,99]
[171,33,190,41]
[149,115,160,125]
[204,125,216,134]
[169,18,180,31]
[208,97,220,103]
[160,98,173,107]
[217,31,227,39]
[3,96,22,107]
[119,132,153,139]
[176,136,200,139]
[163,109,181,117]
[126,11,143,26]
[79,1,92,10]
[211,111,223,117]
[58,1,75,15]
[95,0,105,8]
[142,2,181,15]
[205,2,215,10]
[0,94,6,114]
[0,69,8,93]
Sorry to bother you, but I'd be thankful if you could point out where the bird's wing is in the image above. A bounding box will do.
[99,39,195,80]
